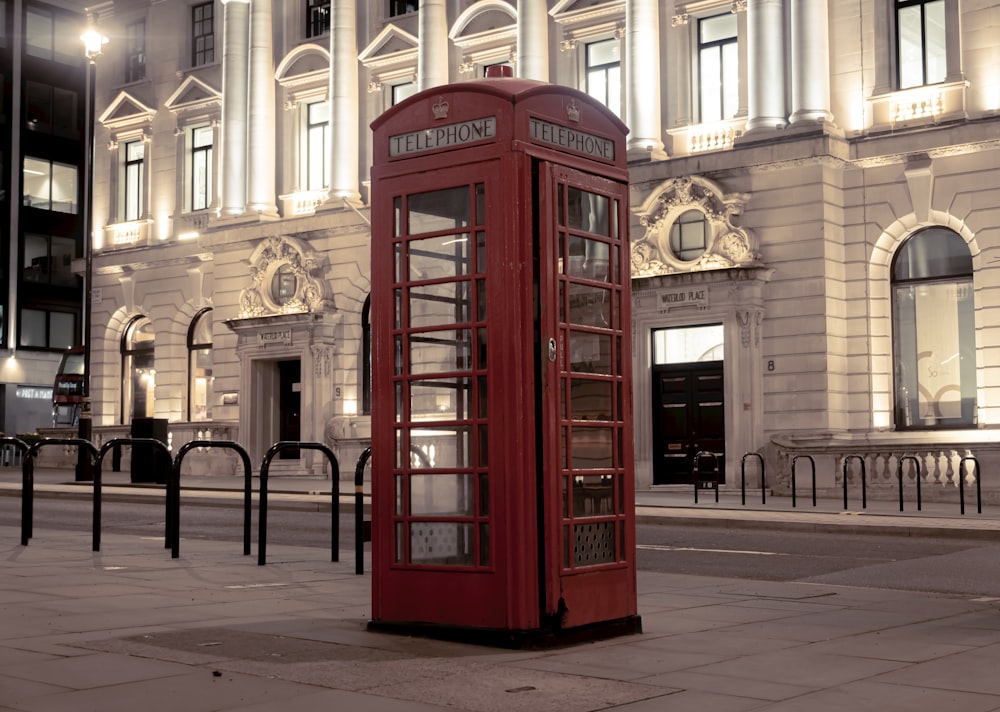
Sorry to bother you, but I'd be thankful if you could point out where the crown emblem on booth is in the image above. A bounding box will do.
[432,97,450,119]
[566,100,581,123]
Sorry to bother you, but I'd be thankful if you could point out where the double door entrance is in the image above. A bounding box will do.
[652,361,725,485]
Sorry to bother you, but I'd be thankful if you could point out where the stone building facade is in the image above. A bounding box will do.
[78,0,1000,496]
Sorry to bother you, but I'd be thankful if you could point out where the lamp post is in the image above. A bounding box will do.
[77,22,107,482]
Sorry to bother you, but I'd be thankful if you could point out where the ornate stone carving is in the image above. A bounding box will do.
[237,235,335,318]
[632,175,760,279]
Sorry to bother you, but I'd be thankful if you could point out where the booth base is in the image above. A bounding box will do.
[366,615,642,650]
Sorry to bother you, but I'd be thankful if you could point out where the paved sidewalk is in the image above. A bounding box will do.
[5,523,1000,711]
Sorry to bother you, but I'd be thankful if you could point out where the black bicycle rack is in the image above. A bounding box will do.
[842,454,867,510]
[258,441,340,566]
[170,440,253,559]
[791,454,816,508]
[740,452,765,506]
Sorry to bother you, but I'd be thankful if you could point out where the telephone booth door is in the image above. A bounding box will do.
[537,162,636,629]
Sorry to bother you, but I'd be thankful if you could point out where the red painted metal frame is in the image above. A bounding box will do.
[370,78,636,638]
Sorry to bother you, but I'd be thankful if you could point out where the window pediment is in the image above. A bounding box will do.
[632,176,758,277]
[164,76,222,115]
[99,90,157,132]
[359,25,419,70]
[276,44,331,88]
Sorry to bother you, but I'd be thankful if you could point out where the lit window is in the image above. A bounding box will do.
[272,265,298,306]
[391,82,417,106]
[122,316,155,422]
[19,308,76,350]
[187,308,213,421]
[24,6,78,64]
[125,19,146,83]
[122,139,145,221]
[190,126,213,211]
[669,210,708,262]
[896,0,946,88]
[389,1,418,17]
[22,157,78,214]
[191,2,215,66]
[698,13,739,123]
[306,0,330,38]
[305,101,329,191]
[892,227,974,429]
[585,38,621,117]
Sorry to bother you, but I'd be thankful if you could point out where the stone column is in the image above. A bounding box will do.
[517,0,549,81]
[790,0,832,124]
[247,0,277,214]
[330,0,360,202]
[418,0,449,90]
[745,0,786,132]
[220,0,250,216]
[626,0,666,159]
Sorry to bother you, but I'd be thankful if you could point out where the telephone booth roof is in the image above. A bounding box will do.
[371,78,629,174]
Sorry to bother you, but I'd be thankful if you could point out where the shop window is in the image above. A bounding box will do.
[189,125,213,211]
[122,316,155,422]
[306,0,330,38]
[892,227,975,429]
[125,18,147,83]
[22,157,78,214]
[896,0,946,88]
[191,2,215,67]
[585,38,621,117]
[698,13,739,123]
[19,308,75,350]
[187,308,213,421]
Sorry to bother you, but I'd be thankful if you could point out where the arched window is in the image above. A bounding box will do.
[361,295,371,415]
[187,307,213,422]
[121,316,155,422]
[892,227,974,429]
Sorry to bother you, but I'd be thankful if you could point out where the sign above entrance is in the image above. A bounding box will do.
[258,329,292,347]
[659,288,709,313]
[389,116,497,157]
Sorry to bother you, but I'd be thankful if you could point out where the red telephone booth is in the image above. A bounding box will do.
[369,77,639,646]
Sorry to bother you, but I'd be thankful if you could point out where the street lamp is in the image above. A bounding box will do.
[76,20,107,482]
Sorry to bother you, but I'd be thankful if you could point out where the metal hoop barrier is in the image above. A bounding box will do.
[258,441,340,566]
[355,448,372,575]
[791,455,817,508]
[90,438,171,552]
[894,455,921,513]
[741,453,765,506]
[170,441,253,559]
[693,451,720,504]
[842,455,867,510]
[3,438,30,544]
[19,438,99,547]
[959,456,982,516]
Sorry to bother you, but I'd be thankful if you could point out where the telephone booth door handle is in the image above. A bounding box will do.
[547,338,557,362]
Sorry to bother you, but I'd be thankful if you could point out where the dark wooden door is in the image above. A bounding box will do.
[652,362,724,485]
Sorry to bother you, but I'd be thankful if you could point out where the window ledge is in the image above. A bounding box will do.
[101,219,153,251]
[868,80,970,131]
[666,117,744,157]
